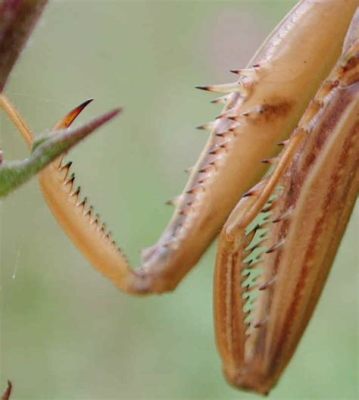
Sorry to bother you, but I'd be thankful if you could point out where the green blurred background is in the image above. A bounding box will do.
[0,1,358,399]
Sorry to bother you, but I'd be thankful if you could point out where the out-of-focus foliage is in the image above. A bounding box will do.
[0,1,357,399]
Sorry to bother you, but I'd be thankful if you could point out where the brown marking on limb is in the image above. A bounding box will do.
[243,100,294,124]
[266,83,359,386]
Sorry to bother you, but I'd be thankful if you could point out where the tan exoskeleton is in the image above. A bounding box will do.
[1,0,358,395]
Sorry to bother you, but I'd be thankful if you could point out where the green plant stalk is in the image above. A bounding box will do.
[0,108,120,197]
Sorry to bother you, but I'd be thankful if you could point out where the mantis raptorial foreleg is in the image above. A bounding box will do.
[214,14,359,394]
[3,0,358,396]
[31,0,359,295]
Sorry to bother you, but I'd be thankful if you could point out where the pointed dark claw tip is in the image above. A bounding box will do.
[57,99,95,130]
[211,98,223,104]
[195,85,209,91]
[79,98,94,109]
[230,69,239,74]
[73,99,93,114]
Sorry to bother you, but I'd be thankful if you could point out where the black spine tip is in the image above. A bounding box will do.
[195,85,209,91]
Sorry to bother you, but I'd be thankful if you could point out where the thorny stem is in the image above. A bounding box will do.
[0,0,48,91]
[0,0,121,198]
[0,107,121,197]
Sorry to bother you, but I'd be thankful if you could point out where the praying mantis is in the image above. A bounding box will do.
[1,0,358,397]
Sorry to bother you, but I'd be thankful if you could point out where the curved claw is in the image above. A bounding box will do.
[54,99,94,130]
[0,94,120,197]
[0,104,120,198]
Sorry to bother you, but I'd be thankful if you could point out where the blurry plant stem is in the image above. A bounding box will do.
[0,0,48,91]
